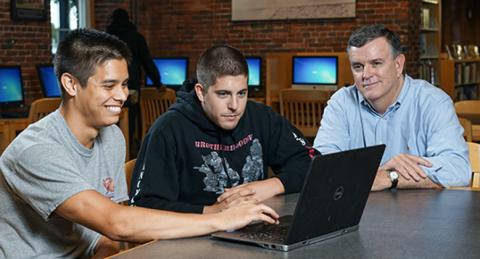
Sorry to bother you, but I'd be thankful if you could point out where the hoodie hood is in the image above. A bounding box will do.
[170,90,222,134]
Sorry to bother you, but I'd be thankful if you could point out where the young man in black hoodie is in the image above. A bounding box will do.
[130,45,315,214]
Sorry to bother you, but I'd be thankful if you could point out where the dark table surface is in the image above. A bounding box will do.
[111,189,480,259]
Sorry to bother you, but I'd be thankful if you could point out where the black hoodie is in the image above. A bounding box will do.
[129,90,315,213]
[106,20,161,91]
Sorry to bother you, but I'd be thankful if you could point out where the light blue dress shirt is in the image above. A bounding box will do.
[314,75,471,187]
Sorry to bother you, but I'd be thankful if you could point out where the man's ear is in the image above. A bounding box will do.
[60,73,79,97]
[394,53,406,77]
[194,83,205,103]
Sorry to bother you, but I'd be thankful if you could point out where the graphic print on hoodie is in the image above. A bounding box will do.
[194,138,263,194]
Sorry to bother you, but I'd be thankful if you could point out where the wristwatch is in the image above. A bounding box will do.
[387,170,399,189]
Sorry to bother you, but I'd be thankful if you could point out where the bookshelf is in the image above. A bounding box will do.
[440,57,480,100]
[419,0,441,85]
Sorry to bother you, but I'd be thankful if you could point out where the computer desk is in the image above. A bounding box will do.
[110,189,480,259]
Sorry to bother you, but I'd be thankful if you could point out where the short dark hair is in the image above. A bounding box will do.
[53,28,131,89]
[347,24,405,57]
[196,45,248,91]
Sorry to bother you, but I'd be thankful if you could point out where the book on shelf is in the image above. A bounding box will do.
[463,64,471,84]
[454,62,480,85]
[420,8,430,29]
[419,34,427,56]
[419,60,437,85]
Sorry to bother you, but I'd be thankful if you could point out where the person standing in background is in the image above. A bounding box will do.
[107,8,163,156]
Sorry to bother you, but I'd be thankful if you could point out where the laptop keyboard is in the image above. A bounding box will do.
[240,224,289,243]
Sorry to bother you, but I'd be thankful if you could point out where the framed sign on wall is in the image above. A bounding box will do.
[11,0,48,21]
[232,0,356,21]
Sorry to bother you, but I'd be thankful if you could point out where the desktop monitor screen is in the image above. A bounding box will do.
[146,57,188,89]
[37,64,61,98]
[0,66,24,106]
[292,56,338,86]
[246,57,262,91]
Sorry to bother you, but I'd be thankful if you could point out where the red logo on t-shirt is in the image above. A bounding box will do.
[102,177,115,200]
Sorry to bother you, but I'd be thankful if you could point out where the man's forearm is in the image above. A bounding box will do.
[372,170,442,191]
[113,206,221,242]
[131,196,204,214]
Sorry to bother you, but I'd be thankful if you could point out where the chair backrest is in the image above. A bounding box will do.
[27,98,62,124]
[455,100,480,142]
[458,117,473,142]
[118,108,129,161]
[279,88,331,138]
[140,88,176,140]
[455,100,480,123]
[468,142,480,187]
[124,158,137,194]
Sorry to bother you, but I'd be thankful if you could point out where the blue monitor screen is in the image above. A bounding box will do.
[246,57,261,88]
[146,58,188,88]
[0,66,24,104]
[37,65,61,98]
[292,56,338,85]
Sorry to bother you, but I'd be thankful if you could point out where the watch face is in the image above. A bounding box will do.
[389,171,399,180]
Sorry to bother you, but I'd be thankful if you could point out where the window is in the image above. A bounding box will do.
[50,0,91,53]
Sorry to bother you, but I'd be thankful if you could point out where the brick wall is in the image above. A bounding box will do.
[94,0,421,80]
[0,1,52,106]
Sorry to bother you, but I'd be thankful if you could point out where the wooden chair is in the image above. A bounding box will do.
[27,98,62,124]
[279,88,331,138]
[468,142,480,188]
[118,108,129,161]
[124,158,137,194]
[140,88,176,140]
[455,100,480,141]
[458,117,473,142]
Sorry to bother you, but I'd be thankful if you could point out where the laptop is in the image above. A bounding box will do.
[212,144,385,252]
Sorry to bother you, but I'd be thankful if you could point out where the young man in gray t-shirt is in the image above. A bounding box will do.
[0,29,279,258]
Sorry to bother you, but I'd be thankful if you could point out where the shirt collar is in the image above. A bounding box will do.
[357,74,411,113]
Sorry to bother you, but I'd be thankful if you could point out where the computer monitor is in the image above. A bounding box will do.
[292,56,338,90]
[36,64,61,98]
[246,57,262,92]
[0,66,25,108]
[146,57,188,90]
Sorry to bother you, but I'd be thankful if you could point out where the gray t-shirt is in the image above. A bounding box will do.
[0,110,128,258]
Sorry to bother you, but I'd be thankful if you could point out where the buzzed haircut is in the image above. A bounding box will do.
[347,24,405,57]
[196,44,248,91]
[53,28,131,91]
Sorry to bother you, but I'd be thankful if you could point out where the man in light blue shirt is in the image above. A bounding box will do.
[314,24,470,191]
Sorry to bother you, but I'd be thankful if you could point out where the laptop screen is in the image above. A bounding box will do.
[0,66,24,106]
[37,64,61,98]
